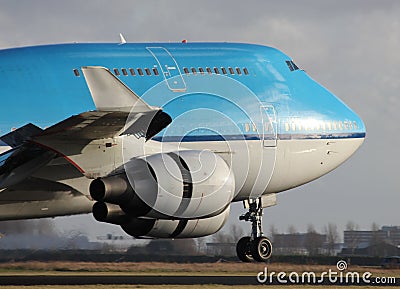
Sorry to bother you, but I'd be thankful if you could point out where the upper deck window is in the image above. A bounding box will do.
[221,67,227,75]
[121,68,128,76]
[152,68,159,75]
[198,67,205,75]
[228,67,234,75]
[73,69,80,77]
[235,67,242,75]
[191,67,197,75]
[129,68,136,76]
[183,67,190,75]
[206,67,212,74]
[214,67,220,74]
[243,68,249,75]
[113,68,120,76]
[137,68,144,76]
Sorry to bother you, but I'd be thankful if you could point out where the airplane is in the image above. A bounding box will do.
[0,41,365,262]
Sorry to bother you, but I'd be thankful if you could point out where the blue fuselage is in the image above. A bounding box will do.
[0,42,365,145]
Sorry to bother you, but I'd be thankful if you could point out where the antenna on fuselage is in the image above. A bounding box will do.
[119,33,127,45]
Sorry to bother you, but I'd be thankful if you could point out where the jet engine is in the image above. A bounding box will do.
[90,150,235,220]
[122,206,230,238]
[91,184,230,238]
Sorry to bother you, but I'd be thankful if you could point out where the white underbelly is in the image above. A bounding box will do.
[148,136,364,200]
[267,137,365,193]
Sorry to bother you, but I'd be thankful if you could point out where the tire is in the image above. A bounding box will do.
[251,236,272,262]
[236,236,254,262]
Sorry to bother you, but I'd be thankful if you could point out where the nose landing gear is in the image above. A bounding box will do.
[236,196,274,262]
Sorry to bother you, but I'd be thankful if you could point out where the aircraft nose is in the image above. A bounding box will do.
[352,113,366,155]
[336,107,366,165]
[351,109,366,139]
[359,115,366,135]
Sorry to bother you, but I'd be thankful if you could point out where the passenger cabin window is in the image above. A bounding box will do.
[349,121,353,130]
[95,65,251,80]
[297,123,302,131]
[73,69,80,77]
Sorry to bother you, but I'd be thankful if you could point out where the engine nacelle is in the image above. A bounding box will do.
[122,206,230,238]
[90,150,235,219]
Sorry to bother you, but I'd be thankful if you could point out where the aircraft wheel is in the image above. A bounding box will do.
[236,236,254,262]
[251,236,272,262]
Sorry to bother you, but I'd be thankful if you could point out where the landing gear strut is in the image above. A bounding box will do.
[236,197,273,262]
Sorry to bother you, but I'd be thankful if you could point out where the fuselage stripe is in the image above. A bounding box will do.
[153,133,366,142]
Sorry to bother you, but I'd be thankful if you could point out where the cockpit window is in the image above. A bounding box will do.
[285,60,300,72]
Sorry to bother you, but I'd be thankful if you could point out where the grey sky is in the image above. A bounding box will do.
[0,0,398,238]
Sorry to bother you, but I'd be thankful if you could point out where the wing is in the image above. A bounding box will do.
[0,124,57,189]
[0,175,93,221]
[36,67,172,141]
[82,66,154,113]
[0,67,172,220]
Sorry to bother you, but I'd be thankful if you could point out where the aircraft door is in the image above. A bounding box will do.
[261,105,277,147]
[147,47,187,92]
[247,104,277,198]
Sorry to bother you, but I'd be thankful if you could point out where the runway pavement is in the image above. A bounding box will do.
[0,275,257,286]
[0,275,398,286]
